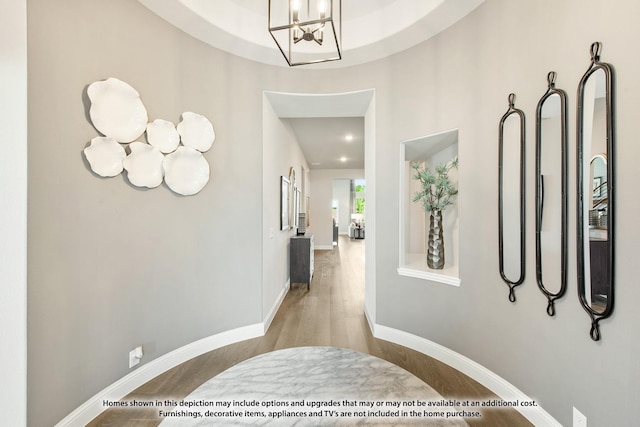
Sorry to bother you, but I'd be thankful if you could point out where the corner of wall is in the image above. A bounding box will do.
[0,1,28,425]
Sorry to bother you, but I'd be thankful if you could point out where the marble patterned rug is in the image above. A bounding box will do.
[160,346,469,426]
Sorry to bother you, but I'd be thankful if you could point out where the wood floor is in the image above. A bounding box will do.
[89,236,531,426]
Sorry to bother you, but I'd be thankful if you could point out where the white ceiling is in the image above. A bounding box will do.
[228,0,398,17]
[287,117,364,169]
[137,0,485,169]
[265,90,373,170]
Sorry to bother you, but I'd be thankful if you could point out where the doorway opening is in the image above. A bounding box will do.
[263,89,377,327]
[333,178,366,244]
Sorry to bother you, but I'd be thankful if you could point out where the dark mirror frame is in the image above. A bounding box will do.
[535,72,568,316]
[576,42,615,341]
[498,93,526,302]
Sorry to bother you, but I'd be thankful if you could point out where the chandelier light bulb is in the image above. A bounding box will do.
[319,1,326,19]
[292,0,300,23]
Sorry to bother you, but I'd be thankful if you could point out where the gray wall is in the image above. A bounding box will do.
[262,98,309,319]
[373,2,640,427]
[27,1,268,425]
[333,179,352,234]
[26,0,640,426]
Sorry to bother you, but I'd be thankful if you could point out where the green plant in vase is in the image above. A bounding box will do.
[411,156,458,269]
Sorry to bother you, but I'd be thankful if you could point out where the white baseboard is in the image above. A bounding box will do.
[263,279,290,333]
[58,280,292,427]
[315,245,334,250]
[56,305,560,427]
[374,324,561,427]
[363,302,375,335]
[55,323,264,427]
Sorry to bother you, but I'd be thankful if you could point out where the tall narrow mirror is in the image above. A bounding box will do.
[289,167,297,228]
[577,42,615,341]
[499,93,525,302]
[535,72,568,316]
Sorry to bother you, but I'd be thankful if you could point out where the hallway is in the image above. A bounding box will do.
[89,236,530,426]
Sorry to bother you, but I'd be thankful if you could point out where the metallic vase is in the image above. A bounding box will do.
[427,210,445,269]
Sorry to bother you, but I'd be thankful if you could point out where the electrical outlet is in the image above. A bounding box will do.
[573,407,587,427]
[129,346,143,368]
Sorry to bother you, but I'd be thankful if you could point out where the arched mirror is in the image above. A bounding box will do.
[576,42,615,341]
[499,93,526,302]
[535,72,568,316]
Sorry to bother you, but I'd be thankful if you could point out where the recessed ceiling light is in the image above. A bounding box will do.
[345,134,353,141]
[340,157,347,162]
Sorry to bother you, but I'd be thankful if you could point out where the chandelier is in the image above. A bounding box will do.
[268,0,342,66]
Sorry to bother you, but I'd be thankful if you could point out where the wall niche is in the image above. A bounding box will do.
[398,129,460,286]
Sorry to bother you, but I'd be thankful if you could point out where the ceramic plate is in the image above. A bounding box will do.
[146,119,180,154]
[83,136,126,177]
[176,112,215,152]
[123,142,165,188]
[88,77,148,143]
[163,146,210,196]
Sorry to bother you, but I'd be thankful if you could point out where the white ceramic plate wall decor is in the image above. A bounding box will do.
[83,136,126,177]
[176,112,215,152]
[163,146,210,195]
[123,141,165,188]
[146,119,180,154]
[87,77,148,143]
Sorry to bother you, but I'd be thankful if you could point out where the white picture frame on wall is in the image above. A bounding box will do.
[281,176,290,230]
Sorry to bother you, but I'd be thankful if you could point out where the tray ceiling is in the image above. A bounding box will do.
[138,0,485,68]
